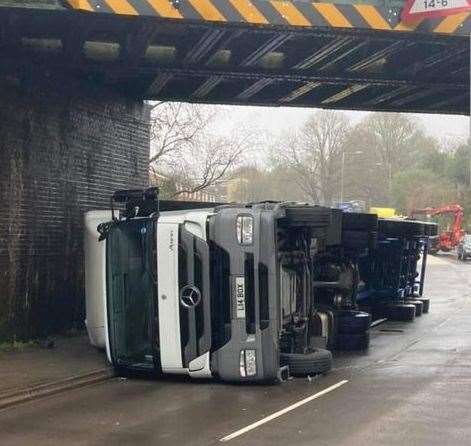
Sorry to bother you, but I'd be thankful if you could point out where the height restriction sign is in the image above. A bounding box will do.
[401,0,471,21]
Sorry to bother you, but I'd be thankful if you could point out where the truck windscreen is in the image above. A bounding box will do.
[106,218,157,371]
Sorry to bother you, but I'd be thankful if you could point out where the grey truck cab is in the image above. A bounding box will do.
[92,188,338,382]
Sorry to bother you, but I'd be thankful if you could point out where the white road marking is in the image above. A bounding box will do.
[219,380,348,442]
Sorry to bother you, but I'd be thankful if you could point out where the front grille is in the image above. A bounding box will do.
[244,254,256,335]
[258,263,270,330]
[178,227,211,368]
[209,244,231,351]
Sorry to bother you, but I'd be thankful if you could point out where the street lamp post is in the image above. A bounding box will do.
[340,150,363,203]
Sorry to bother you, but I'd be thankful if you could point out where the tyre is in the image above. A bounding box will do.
[335,332,370,351]
[280,349,332,375]
[407,300,424,316]
[416,297,430,314]
[386,304,416,322]
[336,310,371,334]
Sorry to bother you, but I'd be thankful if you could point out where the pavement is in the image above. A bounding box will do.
[0,334,112,409]
[0,253,470,445]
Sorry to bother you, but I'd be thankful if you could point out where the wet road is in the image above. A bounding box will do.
[1,253,470,446]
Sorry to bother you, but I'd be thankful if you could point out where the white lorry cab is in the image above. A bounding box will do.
[85,188,344,382]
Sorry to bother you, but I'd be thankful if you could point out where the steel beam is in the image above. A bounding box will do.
[120,23,157,66]
[240,33,292,67]
[428,93,467,110]
[279,82,322,103]
[191,75,224,98]
[147,73,173,95]
[183,28,227,65]
[362,85,416,106]
[322,84,369,104]
[134,65,466,91]
[405,45,468,76]
[389,88,438,106]
[348,41,414,72]
[318,40,368,72]
[236,78,274,99]
[292,37,351,71]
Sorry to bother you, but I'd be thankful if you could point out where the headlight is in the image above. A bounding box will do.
[239,349,257,377]
[236,216,253,245]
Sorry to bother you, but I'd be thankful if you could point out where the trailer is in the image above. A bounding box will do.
[357,218,438,320]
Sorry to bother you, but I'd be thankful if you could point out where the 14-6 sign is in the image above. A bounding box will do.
[401,0,471,21]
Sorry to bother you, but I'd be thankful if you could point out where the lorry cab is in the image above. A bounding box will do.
[89,188,338,382]
[105,209,214,377]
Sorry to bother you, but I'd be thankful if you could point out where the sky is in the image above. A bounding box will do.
[218,105,469,145]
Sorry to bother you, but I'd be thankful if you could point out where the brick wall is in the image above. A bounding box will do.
[0,83,150,341]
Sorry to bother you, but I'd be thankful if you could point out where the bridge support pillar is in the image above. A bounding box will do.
[0,82,150,340]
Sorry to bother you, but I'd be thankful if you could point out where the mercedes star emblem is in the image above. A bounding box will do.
[180,285,202,308]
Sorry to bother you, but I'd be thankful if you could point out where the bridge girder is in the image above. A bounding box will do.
[0,4,468,114]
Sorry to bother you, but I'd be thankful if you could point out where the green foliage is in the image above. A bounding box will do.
[392,168,458,214]
[418,144,450,177]
[390,138,470,226]
[446,143,470,186]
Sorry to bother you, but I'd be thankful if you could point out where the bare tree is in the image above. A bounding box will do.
[149,102,211,168]
[169,135,248,196]
[149,102,250,198]
[275,110,350,205]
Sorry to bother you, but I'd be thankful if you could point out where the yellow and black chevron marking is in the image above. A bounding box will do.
[67,0,471,35]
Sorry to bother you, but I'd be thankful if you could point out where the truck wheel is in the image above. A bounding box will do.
[416,297,430,313]
[406,300,424,316]
[337,310,371,334]
[335,332,370,351]
[280,349,332,376]
[386,304,416,322]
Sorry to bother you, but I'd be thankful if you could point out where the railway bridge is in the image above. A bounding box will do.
[0,0,468,339]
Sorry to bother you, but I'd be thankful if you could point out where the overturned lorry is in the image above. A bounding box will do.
[84,188,436,382]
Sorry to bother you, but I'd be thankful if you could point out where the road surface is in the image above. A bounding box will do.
[1,253,470,446]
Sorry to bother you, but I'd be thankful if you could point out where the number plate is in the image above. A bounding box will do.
[235,277,246,319]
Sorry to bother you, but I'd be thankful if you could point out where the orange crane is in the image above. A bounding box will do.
[410,204,465,254]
